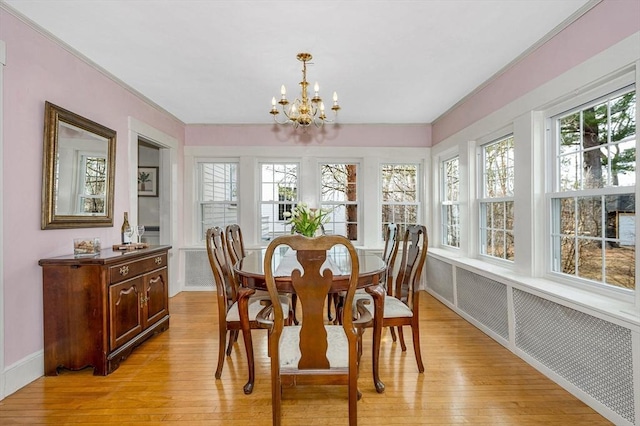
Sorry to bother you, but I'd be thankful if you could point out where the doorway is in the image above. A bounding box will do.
[138,139,160,245]
[128,117,179,296]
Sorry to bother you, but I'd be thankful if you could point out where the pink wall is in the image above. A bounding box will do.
[1,10,185,366]
[186,123,431,147]
[432,0,640,144]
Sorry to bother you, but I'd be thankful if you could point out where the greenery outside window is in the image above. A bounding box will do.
[479,135,515,261]
[549,86,636,291]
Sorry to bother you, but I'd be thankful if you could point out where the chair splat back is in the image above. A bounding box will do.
[225,224,246,266]
[394,225,428,313]
[259,234,364,426]
[381,223,400,293]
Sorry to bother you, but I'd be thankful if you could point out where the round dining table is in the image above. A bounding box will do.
[234,247,389,393]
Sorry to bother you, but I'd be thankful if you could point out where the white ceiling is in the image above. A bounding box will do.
[3,0,595,125]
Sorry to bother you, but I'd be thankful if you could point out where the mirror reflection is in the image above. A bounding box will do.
[55,121,109,215]
[42,102,116,229]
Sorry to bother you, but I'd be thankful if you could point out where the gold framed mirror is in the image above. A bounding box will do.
[41,101,116,229]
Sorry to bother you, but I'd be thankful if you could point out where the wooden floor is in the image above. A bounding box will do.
[0,291,611,425]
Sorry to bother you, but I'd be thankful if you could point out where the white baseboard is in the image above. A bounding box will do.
[2,350,44,399]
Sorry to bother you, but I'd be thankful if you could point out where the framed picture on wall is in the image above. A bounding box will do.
[138,167,158,197]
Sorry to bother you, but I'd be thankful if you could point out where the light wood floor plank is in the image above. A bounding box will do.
[0,291,612,425]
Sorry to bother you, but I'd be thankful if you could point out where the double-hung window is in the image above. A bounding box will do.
[441,156,460,248]
[77,153,107,214]
[549,85,636,291]
[381,163,420,235]
[320,163,359,241]
[198,161,238,239]
[260,162,298,241]
[479,135,515,261]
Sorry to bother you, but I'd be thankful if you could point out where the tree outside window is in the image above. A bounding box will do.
[479,135,515,261]
[551,88,636,290]
[381,164,419,237]
[321,163,359,241]
[442,156,460,248]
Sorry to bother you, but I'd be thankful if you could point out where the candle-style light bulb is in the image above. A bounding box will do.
[281,85,286,96]
[320,102,325,112]
[333,91,338,102]
[272,97,276,107]
[314,82,319,94]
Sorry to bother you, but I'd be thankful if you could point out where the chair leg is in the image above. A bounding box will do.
[226,330,238,356]
[272,376,282,426]
[411,321,425,373]
[327,294,333,321]
[397,326,407,351]
[215,326,228,379]
[390,326,397,342]
[241,326,255,394]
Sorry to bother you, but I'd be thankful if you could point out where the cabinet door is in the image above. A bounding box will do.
[143,267,169,329]
[109,277,143,350]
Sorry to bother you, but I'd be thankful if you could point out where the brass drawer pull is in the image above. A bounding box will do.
[155,257,163,265]
[119,265,129,276]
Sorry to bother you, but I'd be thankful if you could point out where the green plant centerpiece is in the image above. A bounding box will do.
[283,203,331,237]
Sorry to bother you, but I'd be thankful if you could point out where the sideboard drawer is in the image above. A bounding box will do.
[110,253,167,284]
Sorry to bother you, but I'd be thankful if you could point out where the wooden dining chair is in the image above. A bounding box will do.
[205,227,289,395]
[355,224,428,377]
[381,223,400,341]
[225,224,245,266]
[257,234,371,426]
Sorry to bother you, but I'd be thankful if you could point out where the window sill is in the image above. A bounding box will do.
[428,247,639,330]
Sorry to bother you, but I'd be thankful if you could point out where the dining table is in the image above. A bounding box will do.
[234,246,389,393]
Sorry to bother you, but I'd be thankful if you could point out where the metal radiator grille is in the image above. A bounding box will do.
[426,256,454,303]
[184,249,214,289]
[456,269,509,340]
[513,289,635,424]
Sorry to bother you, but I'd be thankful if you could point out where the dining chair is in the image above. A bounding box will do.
[355,224,428,377]
[225,224,245,266]
[381,223,400,341]
[205,227,290,395]
[257,234,371,426]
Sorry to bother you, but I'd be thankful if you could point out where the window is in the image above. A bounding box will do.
[320,163,359,241]
[479,135,515,261]
[198,161,238,239]
[441,156,460,248]
[381,163,420,235]
[549,86,636,291]
[260,162,298,241]
[77,154,107,214]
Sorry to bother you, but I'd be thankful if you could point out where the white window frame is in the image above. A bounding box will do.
[196,160,239,240]
[319,162,361,243]
[478,133,515,262]
[441,155,460,248]
[380,162,422,236]
[259,161,299,241]
[545,74,636,295]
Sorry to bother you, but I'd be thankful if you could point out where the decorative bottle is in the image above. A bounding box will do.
[121,212,131,244]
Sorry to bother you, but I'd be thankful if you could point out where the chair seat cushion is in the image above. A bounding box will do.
[279,325,348,369]
[227,294,289,322]
[355,294,413,319]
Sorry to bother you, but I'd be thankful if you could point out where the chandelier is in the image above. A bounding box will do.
[270,53,340,129]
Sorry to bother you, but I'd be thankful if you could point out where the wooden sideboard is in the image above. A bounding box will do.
[39,245,171,376]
